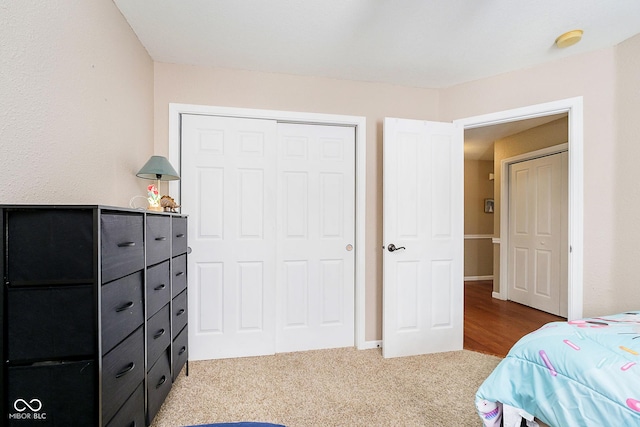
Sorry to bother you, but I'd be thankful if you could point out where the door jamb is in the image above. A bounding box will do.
[454,96,583,320]
[168,103,368,348]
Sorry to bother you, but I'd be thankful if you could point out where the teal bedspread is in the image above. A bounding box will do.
[476,312,640,427]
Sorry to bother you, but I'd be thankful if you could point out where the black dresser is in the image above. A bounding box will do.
[0,205,188,426]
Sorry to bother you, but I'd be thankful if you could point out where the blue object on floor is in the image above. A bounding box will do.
[185,423,286,427]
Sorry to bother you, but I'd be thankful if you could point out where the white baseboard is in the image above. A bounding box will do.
[492,291,506,300]
[464,275,494,281]
[358,340,382,350]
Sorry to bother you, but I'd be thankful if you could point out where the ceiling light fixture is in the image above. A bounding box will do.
[555,30,583,48]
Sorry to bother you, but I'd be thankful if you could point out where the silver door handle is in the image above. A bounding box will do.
[387,244,406,252]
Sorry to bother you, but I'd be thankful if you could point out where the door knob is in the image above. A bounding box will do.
[387,243,406,252]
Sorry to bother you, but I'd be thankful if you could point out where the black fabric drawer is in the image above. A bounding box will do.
[102,327,144,424]
[101,271,144,355]
[7,360,95,426]
[104,381,144,427]
[101,213,144,284]
[146,352,171,425]
[172,289,188,339]
[146,261,170,318]
[146,215,171,266]
[172,254,187,297]
[147,304,171,367]
[6,209,94,286]
[7,285,94,361]
[172,325,188,381]
[172,216,188,256]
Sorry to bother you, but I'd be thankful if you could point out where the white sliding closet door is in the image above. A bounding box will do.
[276,123,355,353]
[182,114,278,360]
[181,115,355,360]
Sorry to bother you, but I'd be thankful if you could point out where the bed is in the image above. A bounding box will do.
[475,311,640,427]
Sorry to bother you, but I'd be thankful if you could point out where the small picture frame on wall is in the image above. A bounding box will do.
[484,198,494,213]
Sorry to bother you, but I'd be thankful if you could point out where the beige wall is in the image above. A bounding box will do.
[612,34,640,313]
[464,160,495,235]
[0,0,154,206]
[464,239,494,278]
[464,160,494,278]
[153,63,440,341]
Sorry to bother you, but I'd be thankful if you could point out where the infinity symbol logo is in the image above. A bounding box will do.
[14,398,43,412]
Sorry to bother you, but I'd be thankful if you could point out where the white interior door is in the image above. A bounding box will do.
[182,114,278,360]
[382,118,464,358]
[276,123,355,353]
[508,152,568,316]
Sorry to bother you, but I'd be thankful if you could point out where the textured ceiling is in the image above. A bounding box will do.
[114,0,640,88]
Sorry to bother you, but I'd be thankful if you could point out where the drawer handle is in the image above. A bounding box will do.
[176,233,185,238]
[155,236,167,241]
[154,283,166,291]
[175,271,185,277]
[156,375,167,389]
[115,362,135,379]
[115,301,134,312]
[117,241,136,247]
[178,346,186,355]
[153,328,166,339]
[177,308,185,316]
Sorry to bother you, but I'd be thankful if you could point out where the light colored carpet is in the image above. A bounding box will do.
[151,347,501,427]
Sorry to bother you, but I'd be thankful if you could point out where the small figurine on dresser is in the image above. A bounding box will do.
[160,195,180,212]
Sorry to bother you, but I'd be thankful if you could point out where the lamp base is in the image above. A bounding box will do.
[147,206,164,212]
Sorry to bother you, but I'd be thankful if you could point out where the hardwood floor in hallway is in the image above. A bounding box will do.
[464,280,565,358]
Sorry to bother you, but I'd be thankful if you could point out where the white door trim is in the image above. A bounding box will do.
[168,103,368,349]
[454,96,583,320]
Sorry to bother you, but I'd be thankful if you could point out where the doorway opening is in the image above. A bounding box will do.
[455,97,584,326]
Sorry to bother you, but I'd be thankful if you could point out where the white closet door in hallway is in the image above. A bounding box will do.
[181,115,355,360]
[508,151,568,316]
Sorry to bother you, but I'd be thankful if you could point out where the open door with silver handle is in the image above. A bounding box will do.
[382,117,463,358]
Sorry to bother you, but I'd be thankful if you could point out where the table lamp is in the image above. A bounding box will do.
[136,155,180,211]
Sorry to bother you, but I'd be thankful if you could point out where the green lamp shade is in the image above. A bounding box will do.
[136,156,180,181]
